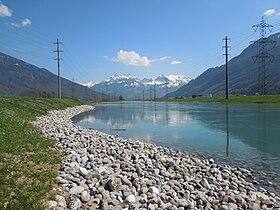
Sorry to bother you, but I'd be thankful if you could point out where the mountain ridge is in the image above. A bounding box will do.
[85,74,191,100]
[166,32,280,98]
[0,52,111,101]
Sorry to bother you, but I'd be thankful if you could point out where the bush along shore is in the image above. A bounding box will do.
[33,105,280,210]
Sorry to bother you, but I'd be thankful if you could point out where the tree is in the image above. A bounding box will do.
[119,95,124,101]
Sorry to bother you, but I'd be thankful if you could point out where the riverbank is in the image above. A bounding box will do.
[165,94,280,103]
[33,105,280,209]
[0,97,85,209]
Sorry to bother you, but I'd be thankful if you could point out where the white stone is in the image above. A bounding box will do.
[149,186,160,195]
[70,161,78,168]
[148,203,155,210]
[81,156,89,164]
[125,194,136,203]
[48,200,57,208]
[97,166,107,174]
[81,190,90,202]
[209,158,215,164]
[79,167,89,176]
[219,205,228,210]
[201,178,211,189]
[68,197,82,210]
[56,195,66,207]
[227,202,238,210]
[69,186,84,195]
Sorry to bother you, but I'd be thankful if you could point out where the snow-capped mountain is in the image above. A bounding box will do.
[104,74,141,87]
[142,74,191,87]
[88,74,191,100]
[79,81,96,88]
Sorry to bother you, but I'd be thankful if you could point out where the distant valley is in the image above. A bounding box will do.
[82,74,191,100]
[1,33,280,101]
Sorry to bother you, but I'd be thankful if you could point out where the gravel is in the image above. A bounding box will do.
[32,105,280,210]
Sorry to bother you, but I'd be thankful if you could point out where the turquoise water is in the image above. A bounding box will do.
[73,101,280,192]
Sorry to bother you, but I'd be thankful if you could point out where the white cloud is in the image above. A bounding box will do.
[264,9,276,16]
[12,18,32,28]
[171,60,182,65]
[11,23,20,27]
[159,56,171,61]
[112,50,150,66]
[150,56,171,63]
[112,51,181,66]
[22,18,31,27]
[0,2,12,17]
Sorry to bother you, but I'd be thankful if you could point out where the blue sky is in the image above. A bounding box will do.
[0,0,280,83]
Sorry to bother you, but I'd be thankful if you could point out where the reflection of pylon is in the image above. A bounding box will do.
[150,86,153,100]
[252,17,276,95]
[153,83,156,101]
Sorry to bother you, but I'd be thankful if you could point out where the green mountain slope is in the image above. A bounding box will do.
[166,32,280,98]
[0,52,111,101]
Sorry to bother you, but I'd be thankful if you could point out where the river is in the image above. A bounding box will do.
[73,101,280,193]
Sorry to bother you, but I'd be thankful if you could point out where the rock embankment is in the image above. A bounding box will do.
[33,105,280,210]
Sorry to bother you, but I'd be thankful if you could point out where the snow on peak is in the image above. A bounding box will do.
[87,73,191,89]
[165,75,191,84]
[142,74,191,87]
[110,73,136,80]
[79,81,96,88]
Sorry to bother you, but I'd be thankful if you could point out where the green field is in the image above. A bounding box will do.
[166,94,280,103]
[0,97,85,210]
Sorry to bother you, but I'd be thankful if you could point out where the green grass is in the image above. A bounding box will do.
[0,96,85,210]
[165,94,280,103]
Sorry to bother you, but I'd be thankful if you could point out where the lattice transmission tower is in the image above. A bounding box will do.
[252,17,276,95]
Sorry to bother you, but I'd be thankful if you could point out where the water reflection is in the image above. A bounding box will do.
[76,102,192,128]
[226,104,230,158]
[198,103,279,158]
[73,102,280,193]
[73,102,280,160]
[78,114,95,123]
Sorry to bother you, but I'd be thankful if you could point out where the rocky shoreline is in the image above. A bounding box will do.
[32,105,280,210]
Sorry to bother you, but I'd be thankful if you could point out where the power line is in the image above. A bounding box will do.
[54,38,63,99]
[251,16,276,95]
[1,22,89,83]
[63,43,90,81]
[230,32,255,55]
[0,25,52,52]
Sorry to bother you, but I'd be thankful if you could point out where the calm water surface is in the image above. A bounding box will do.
[73,101,280,192]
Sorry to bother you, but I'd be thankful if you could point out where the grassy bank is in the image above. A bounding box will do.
[0,97,85,210]
[166,94,280,103]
